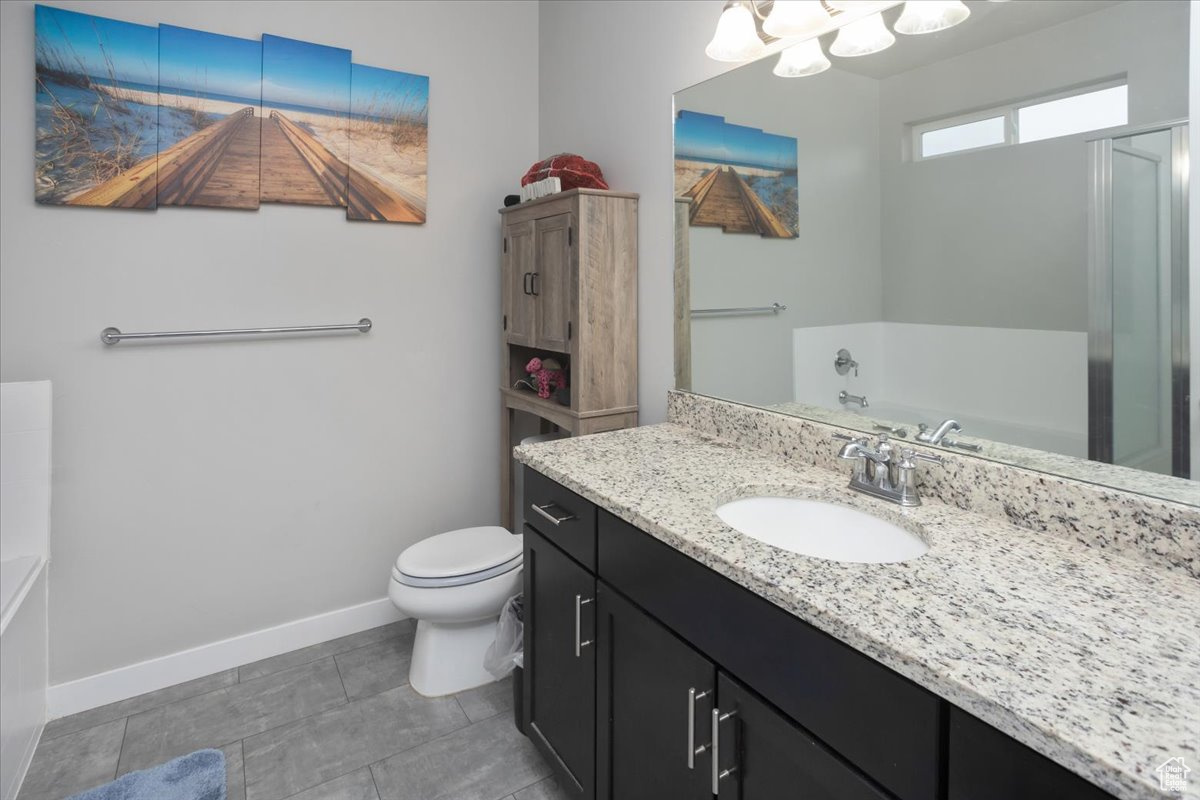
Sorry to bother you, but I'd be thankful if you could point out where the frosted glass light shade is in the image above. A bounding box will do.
[763,1,831,38]
[894,1,970,35]
[706,3,768,62]
[829,13,895,57]
[773,39,832,77]
[825,1,872,10]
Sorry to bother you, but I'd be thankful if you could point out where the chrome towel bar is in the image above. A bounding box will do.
[101,318,372,345]
[690,303,786,317]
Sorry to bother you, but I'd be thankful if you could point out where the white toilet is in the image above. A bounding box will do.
[388,525,523,697]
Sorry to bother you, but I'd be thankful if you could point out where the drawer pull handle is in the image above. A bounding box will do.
[574,594,594,657]
[687,687,711,769]
[711,708,738,794]
[532,502,576,526]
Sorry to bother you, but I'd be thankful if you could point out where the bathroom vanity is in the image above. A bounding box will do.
[514,403,1199,800]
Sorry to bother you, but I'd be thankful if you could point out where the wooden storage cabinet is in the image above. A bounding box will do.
[500,189,638,531]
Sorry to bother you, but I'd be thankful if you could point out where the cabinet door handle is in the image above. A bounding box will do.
[711,708,738,795]
[574,594,594,657]
[523,272,532,295]
[687,688,711,769]
[530,272,540,296]
[531,503,576,527]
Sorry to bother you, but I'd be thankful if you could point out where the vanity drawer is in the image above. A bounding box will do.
[597,509,942,800]
[948,709,1114,800]
[524,467,597,571]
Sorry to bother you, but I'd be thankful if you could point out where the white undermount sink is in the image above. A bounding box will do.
[715,496,928,564]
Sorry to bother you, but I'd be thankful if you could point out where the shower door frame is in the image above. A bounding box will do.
[1087,120,1190,478]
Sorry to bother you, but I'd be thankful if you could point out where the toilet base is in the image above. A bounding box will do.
[408,617,501,697]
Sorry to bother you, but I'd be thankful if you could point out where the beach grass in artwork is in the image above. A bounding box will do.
[34,4,159,208]
[157,25,262,209]
[346,63,428,223]
[260,34,351,207]
[675,110,798,239]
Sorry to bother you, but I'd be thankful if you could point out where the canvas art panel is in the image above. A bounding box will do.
[675,110,798,239]
[157,25,262,209]
[34,5,159,208]
[347,63,428,223]
[260,34,352,207]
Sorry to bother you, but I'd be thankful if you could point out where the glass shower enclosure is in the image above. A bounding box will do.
[1088,121,1190,478]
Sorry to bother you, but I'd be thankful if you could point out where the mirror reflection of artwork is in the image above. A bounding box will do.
[157,25,262,209]
[674,110,798,238]
[34,5,159,208]
[260,34,351,207]
[347,64,429,223]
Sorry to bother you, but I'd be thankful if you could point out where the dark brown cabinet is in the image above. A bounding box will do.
[595,585,714,800]
[523,526,596,799]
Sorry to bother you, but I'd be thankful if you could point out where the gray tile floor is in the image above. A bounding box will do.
[20,621,567,800]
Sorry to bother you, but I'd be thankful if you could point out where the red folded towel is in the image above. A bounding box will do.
[521,153,609,191]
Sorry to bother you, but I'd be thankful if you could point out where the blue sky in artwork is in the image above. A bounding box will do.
[675,110,797,171]
[34,5,157,86]
[350,64,429,121]
[262,34,351,114]
[159,25,261,101]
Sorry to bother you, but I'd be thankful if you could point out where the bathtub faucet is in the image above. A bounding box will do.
[916,419,962,445]
[838,390,868,409]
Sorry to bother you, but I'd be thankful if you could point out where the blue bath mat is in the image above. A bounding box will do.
[67,749,225,800]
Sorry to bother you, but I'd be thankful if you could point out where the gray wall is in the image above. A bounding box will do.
[679,58,882,405]
[0,0,539,683]
[879,0,1189,331]
[539,1,731,423]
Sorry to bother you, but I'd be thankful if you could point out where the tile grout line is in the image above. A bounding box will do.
[238,740,247,800]
[113,717,130,781]
[368,763,383,800]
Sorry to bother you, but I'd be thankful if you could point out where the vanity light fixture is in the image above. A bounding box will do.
[893,1,970,35]
[706,2,769,62]
[762,0,832,38]
[829,12,895,56]
[773,38,832,77]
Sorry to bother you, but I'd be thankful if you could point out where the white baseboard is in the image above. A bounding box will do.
[47,598,405,719]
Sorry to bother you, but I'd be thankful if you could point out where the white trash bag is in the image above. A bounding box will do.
[484,594,524,679]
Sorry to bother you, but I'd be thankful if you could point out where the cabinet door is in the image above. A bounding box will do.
[533,213,573,352]
[504,220,536,346]
[524,527,595,799]
[714,673,892,800]
[595,585,714,800]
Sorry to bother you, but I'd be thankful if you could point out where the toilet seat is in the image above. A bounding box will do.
[393,526,522,588]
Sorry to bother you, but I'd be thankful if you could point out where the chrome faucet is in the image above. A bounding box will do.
[838,390,868,409]
[834,433,942,506]
[916,418,962,445]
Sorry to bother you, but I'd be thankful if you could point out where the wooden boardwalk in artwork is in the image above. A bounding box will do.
[70,108,423,222]
[684,165,792,238]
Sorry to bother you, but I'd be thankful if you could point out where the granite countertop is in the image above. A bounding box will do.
[514,423,1200,800]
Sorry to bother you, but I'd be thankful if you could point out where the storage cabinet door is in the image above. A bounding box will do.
[533,213,573,352]
[713,673,892,800]
[595,585,714,800]
[524,527,596,799]
[504,220,536,346]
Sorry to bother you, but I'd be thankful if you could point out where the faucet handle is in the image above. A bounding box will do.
[831,432,862,443]
[900,448,943,466]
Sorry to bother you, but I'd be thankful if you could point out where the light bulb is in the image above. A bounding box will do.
[773,39,832,77]
[763,1,831,38]
[829,12,895,57]
[894,1,970,35]
[706,3,768,62]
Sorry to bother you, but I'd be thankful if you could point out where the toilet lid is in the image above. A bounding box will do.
[395,526,522,580]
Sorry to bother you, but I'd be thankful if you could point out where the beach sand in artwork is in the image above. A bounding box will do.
[675,157,784,197]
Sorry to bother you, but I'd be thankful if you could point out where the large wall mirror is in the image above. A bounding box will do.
[674,0,1198,505]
